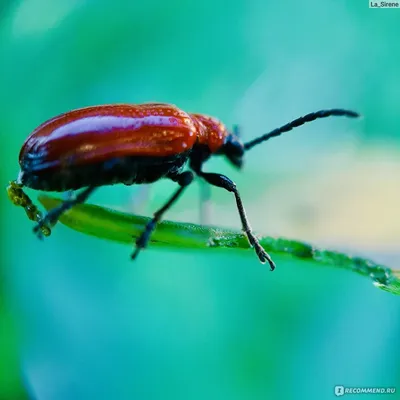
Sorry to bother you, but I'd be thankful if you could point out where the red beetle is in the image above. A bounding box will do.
[7,103,359,269]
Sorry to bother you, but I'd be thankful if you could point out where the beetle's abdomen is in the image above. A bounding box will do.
[21,153,190,191]
[20,103,198,174]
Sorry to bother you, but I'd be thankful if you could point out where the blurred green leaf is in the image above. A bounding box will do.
[39,195,400,296]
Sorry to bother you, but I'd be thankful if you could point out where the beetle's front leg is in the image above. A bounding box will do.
[196,172,276,270]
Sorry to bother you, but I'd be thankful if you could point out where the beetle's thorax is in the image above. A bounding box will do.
[191,113,228,153]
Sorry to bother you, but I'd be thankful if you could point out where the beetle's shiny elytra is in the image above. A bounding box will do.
[8,102,360,268]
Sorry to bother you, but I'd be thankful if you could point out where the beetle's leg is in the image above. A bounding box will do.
[33,186,96,238]
[196,172,276,270]
[131,171,194,260]
[7,180,51,237]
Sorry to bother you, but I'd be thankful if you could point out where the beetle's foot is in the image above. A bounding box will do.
[131,220,156,260]
[254,243,276,271]
[131,247,141,261]
[33,215,53,238]
[33,222,52,239]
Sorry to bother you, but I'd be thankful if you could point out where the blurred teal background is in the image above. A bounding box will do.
[1,1,399,399]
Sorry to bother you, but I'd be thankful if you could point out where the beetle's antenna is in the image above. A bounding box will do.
[243,109,360,151]
[232,124,240,138]
[7,180,51,237]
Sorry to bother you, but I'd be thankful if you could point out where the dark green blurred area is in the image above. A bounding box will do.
[1,1,399,399]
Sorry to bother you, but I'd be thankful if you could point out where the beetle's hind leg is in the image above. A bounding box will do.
[32,186,96,238]
[7,180,51,237]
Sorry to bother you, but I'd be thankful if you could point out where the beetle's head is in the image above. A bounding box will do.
[218,126,245,169]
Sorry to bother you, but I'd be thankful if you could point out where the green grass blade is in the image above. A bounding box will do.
[39,195,400,296]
